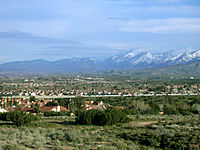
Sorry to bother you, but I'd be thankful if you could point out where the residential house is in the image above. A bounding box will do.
[40,105,68,112]
[0,108,8,113]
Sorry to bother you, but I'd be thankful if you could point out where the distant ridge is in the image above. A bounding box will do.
[125,61,200,76]
[0,49,199,75]
[0,58,97,73]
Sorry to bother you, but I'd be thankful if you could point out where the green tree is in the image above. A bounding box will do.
[45,101,58,106]
[5,111,37,127]
[76,108,130,126]
[34,103,41,115]
[30,96,36,102]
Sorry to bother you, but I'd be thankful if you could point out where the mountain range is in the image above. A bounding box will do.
[0,49,199,74]
[103,49,200,69]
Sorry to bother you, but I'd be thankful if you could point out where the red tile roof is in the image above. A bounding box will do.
[40,106,68,112]
[44,100,52,104]
[40,106,56,112]
[7,107,35,112]
[21,107,35,111]
[60,106,68,111]
[6,105,68,112]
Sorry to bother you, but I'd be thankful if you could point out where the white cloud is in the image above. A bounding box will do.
[119,18,200,33]
[107,42,153,50]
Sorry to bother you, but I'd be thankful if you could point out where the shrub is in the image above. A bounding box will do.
[76,109,95,125]
[119,131,200,150]
[0,111,37,127]
[146,101,161,114]
[0,113,7,121]
[92,110,107,126]
[2,144,19,150]
[191,104,200,114]
[45,101,59,106]
[105,108,130,125]
[76,108,131,126]
[163,104,179,115]
[59,111,69,116]
[44,111,69,117]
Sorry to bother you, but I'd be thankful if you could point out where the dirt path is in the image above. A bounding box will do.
[126,121,158,127]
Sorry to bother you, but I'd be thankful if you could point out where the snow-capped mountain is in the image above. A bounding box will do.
[0,49,199,74]
[104,49,200,69]
[166,50,200,64]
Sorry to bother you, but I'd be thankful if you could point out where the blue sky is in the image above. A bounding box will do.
[0,0,200,63]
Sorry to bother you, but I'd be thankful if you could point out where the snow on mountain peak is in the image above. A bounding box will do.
[124,52,136,58]
[106,49,200,68]
[145,52,153,59]
[193,50,200,57]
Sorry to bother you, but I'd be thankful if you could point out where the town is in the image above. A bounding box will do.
[1,74,199,97]
[0,74,200,149]
[0,74,199,114]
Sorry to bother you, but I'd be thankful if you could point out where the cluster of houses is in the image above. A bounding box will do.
[1,89,132,97]
[82,101,107,111]
[1,97,51,107]
[0,97,68,114]
[82,100,127,111]
[0,105,68,114]
[0,96,127,115]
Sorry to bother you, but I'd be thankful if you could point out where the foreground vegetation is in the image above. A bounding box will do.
[0,95,199,149]
[76,108,130,126]
[0,111,37,127]
[0,114,199,150]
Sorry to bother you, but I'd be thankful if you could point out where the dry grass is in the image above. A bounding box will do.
[126,121,158,127]
[0,115,199,150]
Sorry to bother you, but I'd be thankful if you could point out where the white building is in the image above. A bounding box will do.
[0,108,8,113]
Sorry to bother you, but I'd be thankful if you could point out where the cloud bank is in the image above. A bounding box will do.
[119,18,200,33]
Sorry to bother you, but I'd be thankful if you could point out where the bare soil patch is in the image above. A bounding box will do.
[126,121,158,127]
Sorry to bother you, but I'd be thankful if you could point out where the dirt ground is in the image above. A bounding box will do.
[126,121,158,127]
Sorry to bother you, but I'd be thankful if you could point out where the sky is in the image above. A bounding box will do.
[0,0,200,63]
